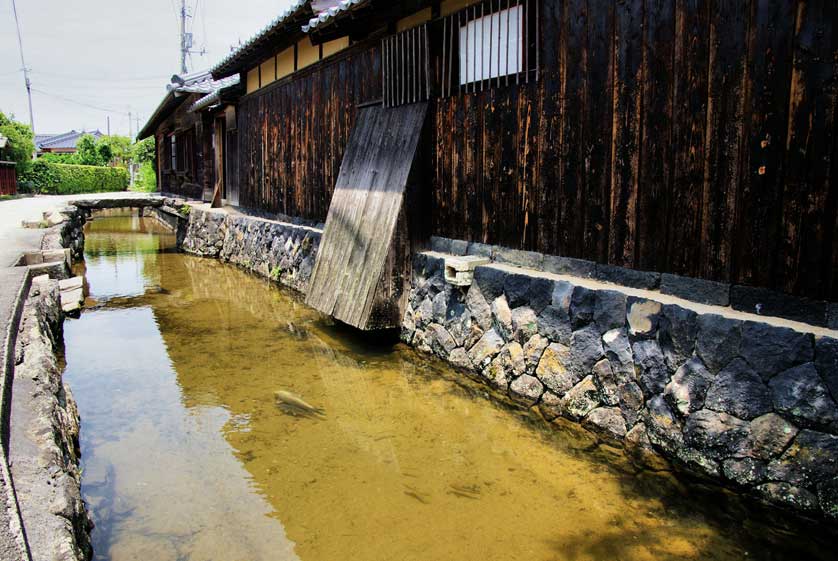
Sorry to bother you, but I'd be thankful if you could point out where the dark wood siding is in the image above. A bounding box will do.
[232,0,838,301]
[236,44,382,220]
[0,162,16,196]
[431,0,838,301]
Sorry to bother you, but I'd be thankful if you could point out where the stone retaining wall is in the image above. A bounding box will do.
[403,251,838,521]
[430,236,838,328]
[181,207,321,294]
[9,276,91,561]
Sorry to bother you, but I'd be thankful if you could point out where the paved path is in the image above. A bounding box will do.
[0,192,148,267]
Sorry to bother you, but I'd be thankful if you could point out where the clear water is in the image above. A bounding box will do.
[63,213,835,561]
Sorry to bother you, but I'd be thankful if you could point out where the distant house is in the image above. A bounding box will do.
[35,130,104,156]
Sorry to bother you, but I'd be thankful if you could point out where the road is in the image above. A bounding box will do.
[0,192,149,267]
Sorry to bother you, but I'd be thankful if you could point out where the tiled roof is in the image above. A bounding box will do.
[138,71,242,139]
[168,71,240,95]
[211,0,312,77]
[36,130,103,150]
[303,0,367,33]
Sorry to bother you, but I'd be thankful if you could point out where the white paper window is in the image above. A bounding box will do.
[458,5,522,86]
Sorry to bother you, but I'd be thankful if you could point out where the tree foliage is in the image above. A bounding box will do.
[0,111,35,175]
[130,137,155,164]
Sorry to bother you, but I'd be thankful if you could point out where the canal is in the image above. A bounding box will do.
[62,213,833,561]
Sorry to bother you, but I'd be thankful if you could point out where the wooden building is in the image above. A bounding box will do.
[143,0,838,327]
[0,134,16,196]
[138,71,242,202]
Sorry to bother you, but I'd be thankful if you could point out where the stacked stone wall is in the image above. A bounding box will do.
[403,252,838,520]
[181,207,320,294]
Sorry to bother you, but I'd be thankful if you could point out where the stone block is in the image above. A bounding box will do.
[561,375,602,420]
[739,321,813,381]
[493,247,544,270]
[594,290,627,332]
[626,298,662,338]
[444,255,490,286]
[472,266,507,301]
[660,273,730,306]
[632,339,671,398]
[583,407,627,440]
[504,273,532,308]
[542,255,597,278]
[466,242,494,259]
[525,277,554,315]
[815,337,838,403]
[449,239,469,256]
[596,264,661,290]
[767,429,838,488]
[704,358,773,420]
[828,303,838,330]
[430,236,452,253]
[58,277,83,291]
[769,363,838,428]
[695,314,742,373]
[664,357,713,417]
[730,285,827,327]
[509,374,544,405]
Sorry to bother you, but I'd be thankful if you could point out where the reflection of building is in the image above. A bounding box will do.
[35,130,104,156]
[0,133,15,196]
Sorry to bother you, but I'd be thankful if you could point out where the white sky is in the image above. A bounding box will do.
[0,0,296,138]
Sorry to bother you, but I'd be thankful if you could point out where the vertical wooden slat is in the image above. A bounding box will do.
[535,0,540,82]
[505,0,511,86]
[735,0,796,290]
[700,0,750,282]
[443,17,448,98]
[608,0,643,267]
[779,0,838,298]
[667,0,710,276]
[524,0,529,84]
[636,0,675,271]
[480,2,485,92]
[425,24,431,100]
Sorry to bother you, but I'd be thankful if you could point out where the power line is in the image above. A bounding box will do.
[30,88,129,116]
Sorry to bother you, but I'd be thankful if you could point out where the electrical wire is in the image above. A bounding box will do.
[30,88,129,116]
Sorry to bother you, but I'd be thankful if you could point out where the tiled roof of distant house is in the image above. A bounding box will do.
[36,130,104,152]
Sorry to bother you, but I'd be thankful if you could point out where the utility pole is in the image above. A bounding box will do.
[11,0,35,137]
[107,116,110,136]
[180,0,188,74]
[128,111,134,186]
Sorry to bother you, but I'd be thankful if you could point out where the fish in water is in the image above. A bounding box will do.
[274,390,325,418]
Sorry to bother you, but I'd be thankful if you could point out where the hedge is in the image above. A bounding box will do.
[22,160,129,195]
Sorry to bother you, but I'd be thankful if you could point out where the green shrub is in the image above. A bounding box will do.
[131,161,157,193]
[21,161,128,195]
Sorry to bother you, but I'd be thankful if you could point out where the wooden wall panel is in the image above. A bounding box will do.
[236,45,382,221]
[231,0,838,301]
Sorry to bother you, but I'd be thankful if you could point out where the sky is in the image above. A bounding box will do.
[0,0,296,138]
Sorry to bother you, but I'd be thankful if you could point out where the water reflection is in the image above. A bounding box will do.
[63,216,834,561]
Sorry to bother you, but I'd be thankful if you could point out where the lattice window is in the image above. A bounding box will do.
[441,0,539,97]
[382,23,431,107]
